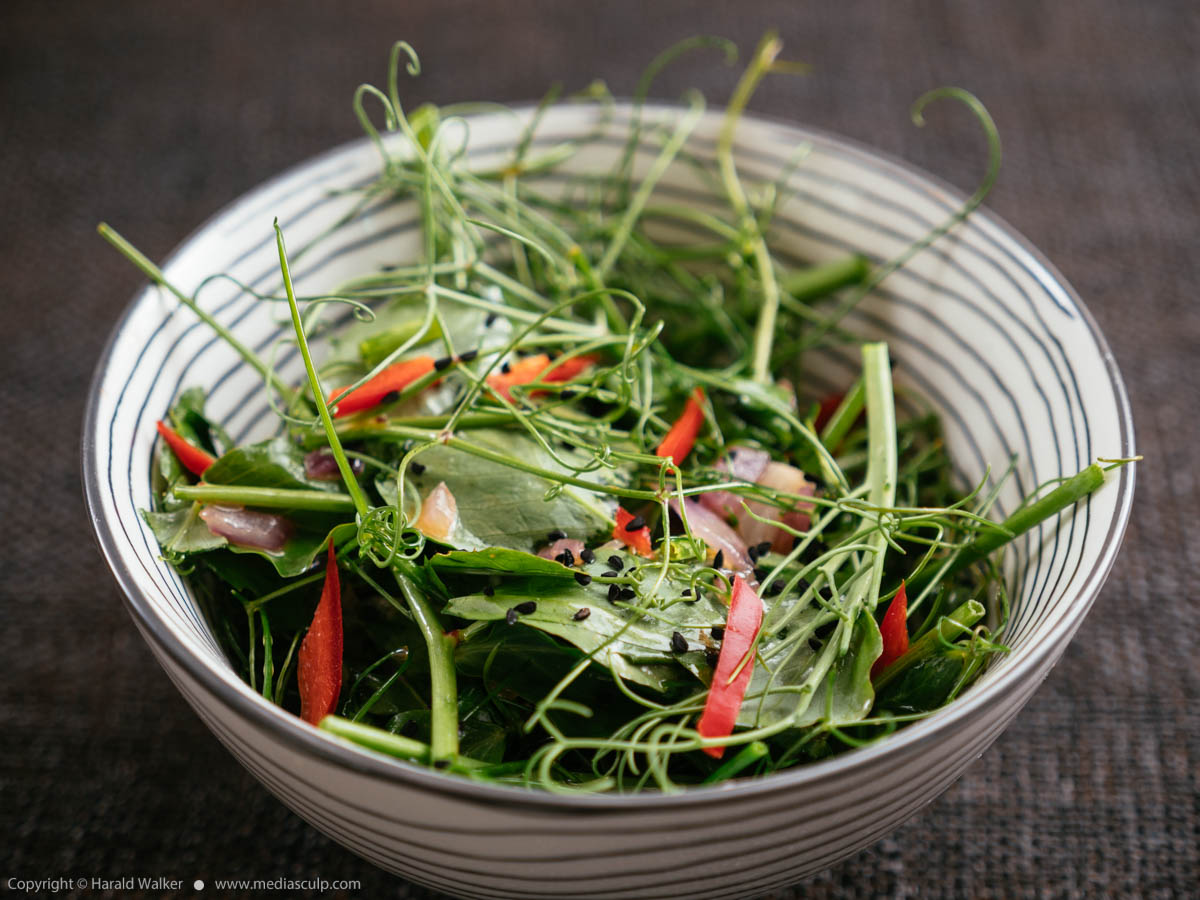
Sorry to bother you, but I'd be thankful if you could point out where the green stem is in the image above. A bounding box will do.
[394,572,459,761]
[861,343,898,614]
[872,599,985,691]
[782,255,870,302]
[701,740,769,783]
[274,222,370,519]
[174,484,356,512]
[320,716,485,769]
[97,223,296,405]
[910,462,1106,592]
[819,376,864,451]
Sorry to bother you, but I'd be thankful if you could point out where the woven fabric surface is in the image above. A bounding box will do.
[2,1,1196,897]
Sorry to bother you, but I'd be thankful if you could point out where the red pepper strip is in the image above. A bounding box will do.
[655,387,706,463]
[813,391,845,433]
[697,576,763,759]
[298,542,343,725]
[871,581,909,679]
[544,353,599,383]
[329,355,436,418]
[486,354,551,402]
[613,506,654,557]
[487,353,600,401]
[155,420,216,476]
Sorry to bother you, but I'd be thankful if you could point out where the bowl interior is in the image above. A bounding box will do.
[85,103,1134,790]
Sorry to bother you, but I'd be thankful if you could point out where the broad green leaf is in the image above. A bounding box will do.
[444,566,727,691]
[430,547,573,579]
[397,429,618,551]
[204,437,342,493]
[742,607,880,728]
[143,505,227,555]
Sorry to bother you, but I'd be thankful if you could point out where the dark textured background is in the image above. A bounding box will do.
[3,1,1197,897]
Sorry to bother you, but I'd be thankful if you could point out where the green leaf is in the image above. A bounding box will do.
[398,430,618,551]
[143,505,227,555]
[430,547,574,579]
[742,607,881,728]
[204,437,342,493]
[444,563,727,691]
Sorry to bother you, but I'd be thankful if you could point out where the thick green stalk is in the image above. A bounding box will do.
[820,376,865,451]
[909,463,1106,592]
[861,343,898,615]
[782,255,870,302]
[174,484,356,512]
[394,572,459,761]
[321,715,483,769]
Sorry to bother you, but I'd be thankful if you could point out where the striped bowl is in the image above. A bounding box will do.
[83,104,1135,899]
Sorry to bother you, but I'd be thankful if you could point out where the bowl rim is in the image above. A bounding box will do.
[83,101,1136,812]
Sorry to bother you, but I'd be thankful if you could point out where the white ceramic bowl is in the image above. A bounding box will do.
[83,104,1135,899]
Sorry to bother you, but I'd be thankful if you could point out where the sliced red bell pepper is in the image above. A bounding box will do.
[871,581,909,679]
[543,353,598,383]
[487,353,599,402]
[613,506,654,557]
[697,575,763,758]
[655,387,706,463]
[155,420,216,476]
[329,355,436,418]
[298,542,343,725]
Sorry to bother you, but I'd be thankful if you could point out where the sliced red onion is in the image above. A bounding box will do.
[698,446,770,519]
[199,505,292,553]
[537,538,586,564]
[670,497,754,583]
[736,462,816,553]
[304,449,364,482]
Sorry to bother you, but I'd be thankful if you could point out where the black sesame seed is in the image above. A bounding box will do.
[573,607,591,621]
[410,461,426,475]
[433,759,451,770]
[500,361,512,374]
[754,566,769,582]
[381,264,398,272]
[712,550,725,570]
[710,626,725,640]
[574,572,592,587]
[748,545,760,562]
[380,390,400,405]
[756,541,773,557]
[514,601,537,615]
[547,529,567,542]
[433,355,453,371]
[681,588,692,597]
[505,608,518,626]
[601,571,619,579]
[458,349,479,363]
[555,549,575,567]
[560,389,578,400]
[607,583,622,603]
[670,632,688,653]
[485,312,498,327]
[619,588,636,602]
[607,555,623,570]
[794,577,812,595]
[625,515,646,531]
[483,585,495,597]
[764,581,782,596]
[705,648,721,668]
[580,548,595,564]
